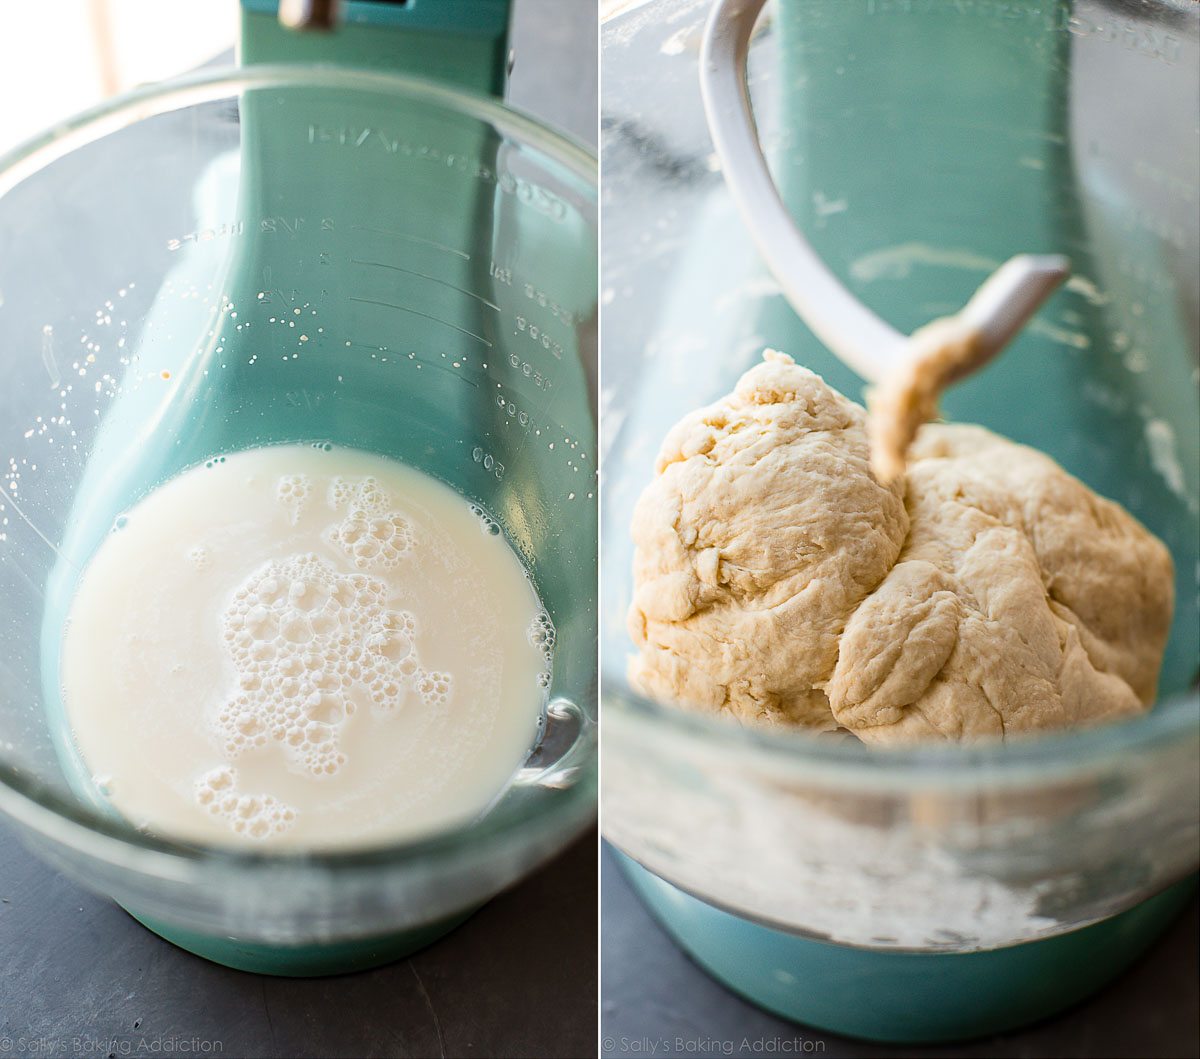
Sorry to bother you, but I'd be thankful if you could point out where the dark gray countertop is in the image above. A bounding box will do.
[0,826,596,1059]
[601,844,1199,1059]
[0,4,597,1059]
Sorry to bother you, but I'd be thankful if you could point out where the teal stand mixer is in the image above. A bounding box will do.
[0,1,596,975]
[601,0,1198,1043]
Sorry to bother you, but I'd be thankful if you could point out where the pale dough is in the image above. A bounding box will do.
[866,315,983,485]
[627,351,1174,744]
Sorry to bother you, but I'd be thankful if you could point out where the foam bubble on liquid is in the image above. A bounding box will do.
[216,553,448,777]
[187,545,211,570]
[329,476,356,509]
[194,765,297,839]
[416,669,453,708]
[529,610,556,690]
[326,476,414,570]
[276,474,311,526]
[470,503,502,537]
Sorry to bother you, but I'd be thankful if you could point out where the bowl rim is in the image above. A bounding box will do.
[0,63,597,874]
[0,62,597,200]
[602,675,1200,785]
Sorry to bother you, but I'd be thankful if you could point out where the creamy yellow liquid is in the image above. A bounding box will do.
[61,445,552,849]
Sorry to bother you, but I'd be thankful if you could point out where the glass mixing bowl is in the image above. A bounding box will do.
[0,65,597,975]
[601,0,1198,1039]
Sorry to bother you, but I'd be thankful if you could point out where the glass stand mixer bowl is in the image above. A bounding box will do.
[0,0,597,976]
[601,0,1198,1042]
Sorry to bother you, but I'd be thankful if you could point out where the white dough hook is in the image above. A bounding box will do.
[698,0,1070,387]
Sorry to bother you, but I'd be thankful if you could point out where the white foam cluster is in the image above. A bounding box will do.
[194,765,297,839]
[329,476,357,508]
[529,610,556,690]
[416,669,453,707]
[326,476,414,569]
[187,545,211,570]
[216,552,449,777]
[276,474,311,526]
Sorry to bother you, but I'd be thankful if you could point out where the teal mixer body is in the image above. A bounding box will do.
[601,0,1198,1043]
[45,0,526,594]
[28,0,598,974]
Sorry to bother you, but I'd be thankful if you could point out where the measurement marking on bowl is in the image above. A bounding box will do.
[342,342,481,388]
[350,225,470,261]
[350,259,501,311]
[350,297,493,348]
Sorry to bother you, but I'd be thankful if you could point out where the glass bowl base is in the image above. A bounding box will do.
[122,904,479,977]
[618,852,1197,1044]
